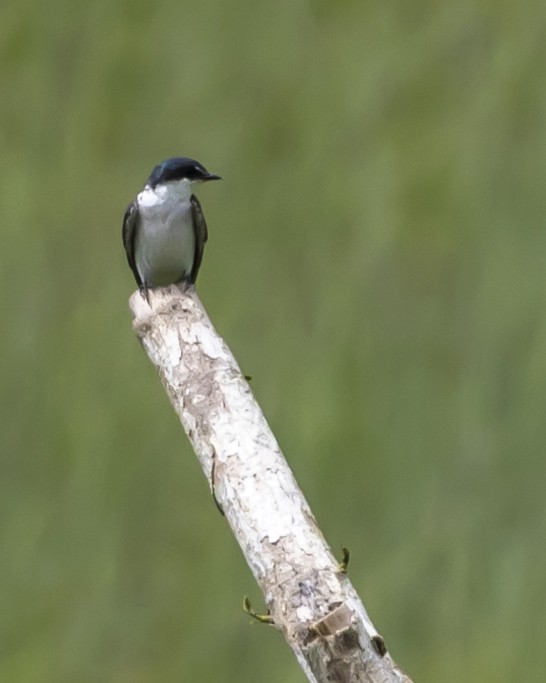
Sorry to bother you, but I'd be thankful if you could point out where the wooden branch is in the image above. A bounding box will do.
[129,284,413,683]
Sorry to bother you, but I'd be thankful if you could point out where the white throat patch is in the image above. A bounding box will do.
[138,178,194,209]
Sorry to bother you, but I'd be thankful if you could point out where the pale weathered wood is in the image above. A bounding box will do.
[129,283,413,683]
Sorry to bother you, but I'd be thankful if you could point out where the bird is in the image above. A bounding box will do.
[122,156,221,302]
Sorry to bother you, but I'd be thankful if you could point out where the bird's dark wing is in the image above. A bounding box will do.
[190,194,209,284]
[121,200,142,288]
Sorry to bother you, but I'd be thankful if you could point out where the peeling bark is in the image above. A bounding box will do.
[129,284,413,683]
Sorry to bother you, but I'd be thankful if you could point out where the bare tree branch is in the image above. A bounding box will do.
[129,284,414,683]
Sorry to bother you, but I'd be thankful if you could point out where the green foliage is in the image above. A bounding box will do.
[1,2,545,681]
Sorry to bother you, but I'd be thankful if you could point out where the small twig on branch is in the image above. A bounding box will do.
[337,546,351,575]
[129,284,413,683]
[243,596,275,625]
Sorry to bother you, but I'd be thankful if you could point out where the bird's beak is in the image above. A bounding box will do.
[204,173,222,181]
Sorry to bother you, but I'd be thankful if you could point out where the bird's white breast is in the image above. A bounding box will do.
[135,180,195,287]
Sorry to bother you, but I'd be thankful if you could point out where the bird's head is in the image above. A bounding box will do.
[148,157,221,189]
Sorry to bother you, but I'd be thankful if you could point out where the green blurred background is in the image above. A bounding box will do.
[2,1,545,681]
